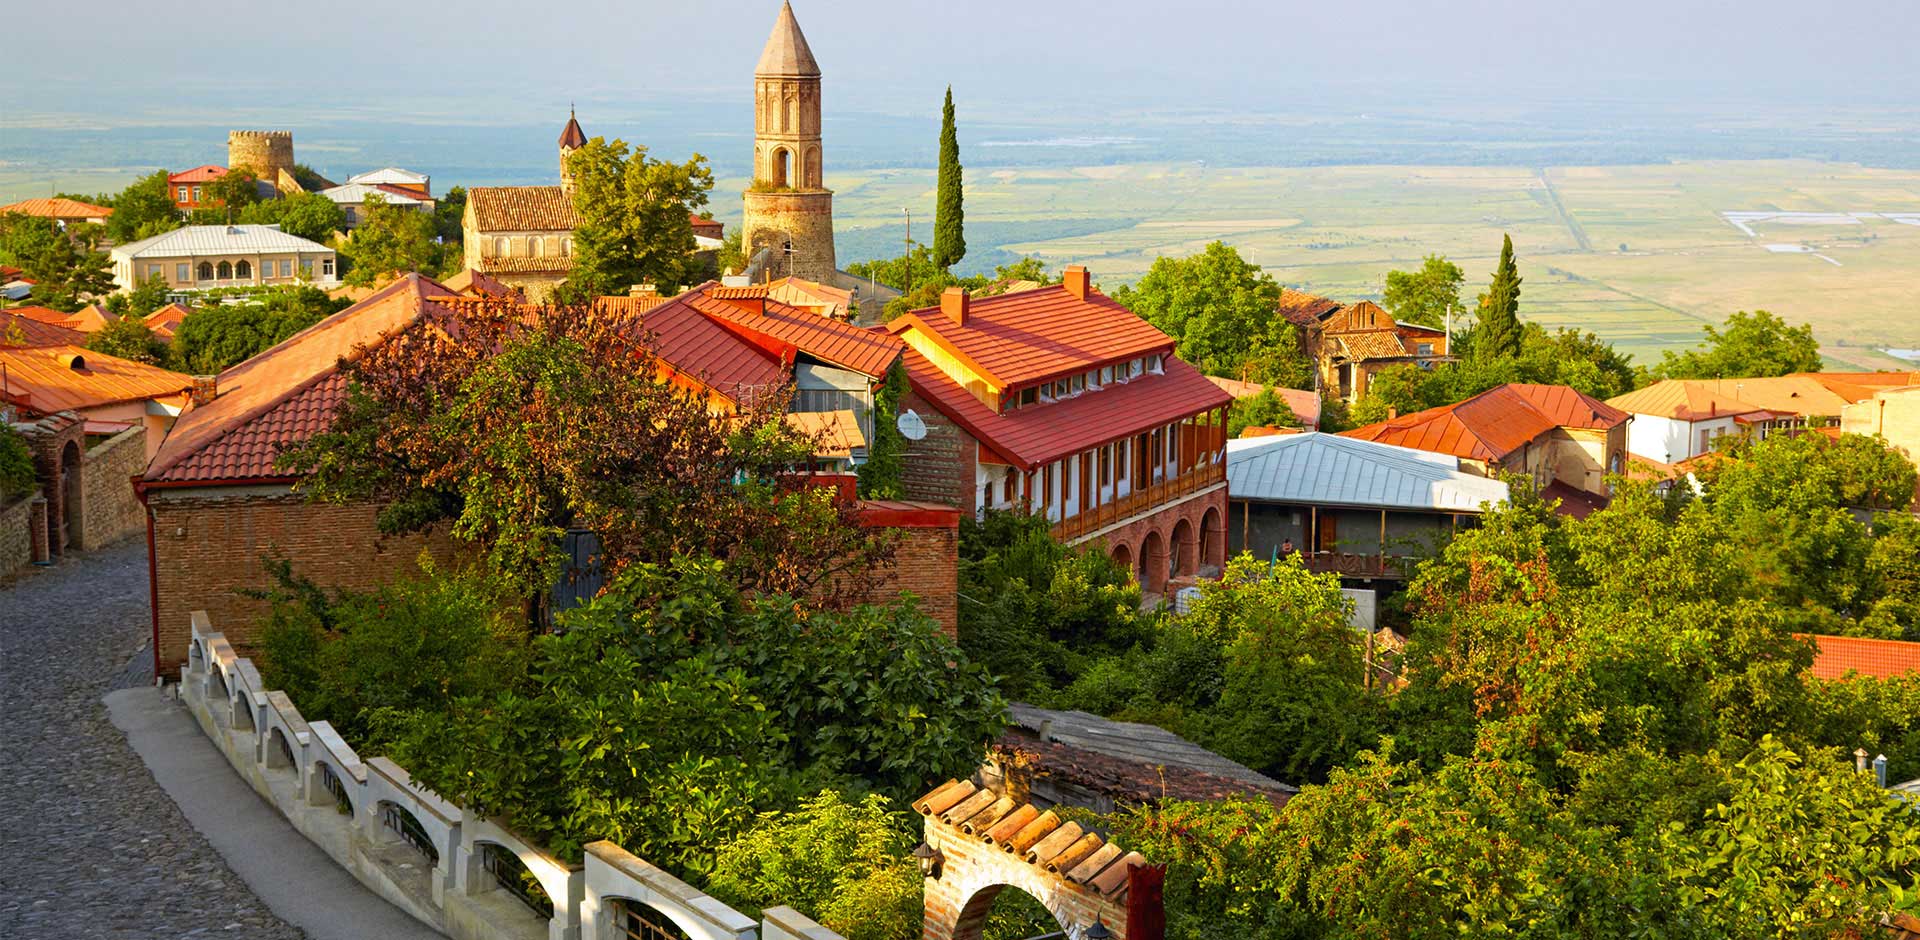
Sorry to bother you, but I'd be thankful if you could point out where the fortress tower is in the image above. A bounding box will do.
[740,1,837,282]
[227,130,297,193]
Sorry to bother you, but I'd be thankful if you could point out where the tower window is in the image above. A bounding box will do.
[772,148,791,188]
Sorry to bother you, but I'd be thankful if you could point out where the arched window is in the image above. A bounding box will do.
[197,261,213,281]
[235,259,252,280]
[494,236,509,258]
[316,761,354,816]
[529,236,543,258]
[216,261,232,280]
[772,148,791,188]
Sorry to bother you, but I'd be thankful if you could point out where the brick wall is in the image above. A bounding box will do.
[876,520,958,640]
[1082,487,1228,596]
[148,487,462,672]
[81,426,146,550]
[900,389,978,512]
[919,814,1129,940]
[0,490,43,579]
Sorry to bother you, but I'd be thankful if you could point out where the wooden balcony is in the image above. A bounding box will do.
[1296,550,1416,580]
[1051,462,1226,544]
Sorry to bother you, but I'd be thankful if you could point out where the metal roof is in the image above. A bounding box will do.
[110,224,335,260]
[319,182,430,206]
[345,167,428,186]
[1227,432,1508,512]
[1007,704,1294,793]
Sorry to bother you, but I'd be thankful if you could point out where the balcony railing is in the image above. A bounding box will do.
[1051,461,1226,543]
[1296,551,1418,580]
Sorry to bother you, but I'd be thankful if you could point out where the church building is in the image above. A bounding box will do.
[740,1,838,284]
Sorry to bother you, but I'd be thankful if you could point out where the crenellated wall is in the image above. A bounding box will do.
[180,612,847,940]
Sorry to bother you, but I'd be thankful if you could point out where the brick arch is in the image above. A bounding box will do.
[1110,540,1133,578]
[1169,517,1196,580]
[1140,529,1167,594]
[914,779,1153,940]
[1199,505,1225,571]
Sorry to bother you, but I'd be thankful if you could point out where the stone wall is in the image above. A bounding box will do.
[148,487,464,672]
[182,614,845,940]
[81,426,146,550]
[741,189,837,284]
[898,390,978,512]
[0,490,45,579]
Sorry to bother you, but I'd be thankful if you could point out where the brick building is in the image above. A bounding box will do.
[885,265,1234,595]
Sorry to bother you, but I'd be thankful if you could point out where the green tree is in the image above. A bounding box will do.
[1653,310,1822,379]
[564,137,715,296]
[0,425,35,502]
[1224,388,1301,437]
[1472,234,1523,362]
[239,191,346,244]
[108,271,173,319]
[0,212,113,310]
[431,186,467,244]
[85,310,165,364]
[104,170,182,242]
[339,196,442,285]
[166,287,345,373]
[204,168,263,215]
[708,791,922,940]
[856,359,908,499]
[1110,241,1310,388]
[932,87,965,270]
[1380,254,1464,328]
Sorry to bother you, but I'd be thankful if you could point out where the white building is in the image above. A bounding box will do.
[345,167,431,196]
[1607,376,1869,465]
[108,224,338,292]
[318,182,435,229]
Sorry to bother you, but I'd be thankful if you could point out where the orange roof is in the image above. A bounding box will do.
[143,303,191,339]
[902,346,1231,470]
[1805,634,1920,680]
[1204,375,1321,428]
[1342,383,1628,462]
[1276,288,1343,327]
[1,309,86,348]
[467,185,578,232]
[168,165,228,184]
[623,290,792,406]
[0,345,191,414]
[62,304,112,334]
[785,409,867,459]
[145,274,456,484]
[1609,374,1919,422]
[12,306,78,326]
[887,284,1173,390]
[685,282,902,377]
[1,197,112,219]
[439,268,525,300]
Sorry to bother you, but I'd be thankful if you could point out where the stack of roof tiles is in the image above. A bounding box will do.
[913,779,1147,899]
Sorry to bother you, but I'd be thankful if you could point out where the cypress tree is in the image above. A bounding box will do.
[932,87,966,270]
[1474,233,1524,362]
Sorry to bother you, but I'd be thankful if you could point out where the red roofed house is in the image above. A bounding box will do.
[1,197,113,227]
[143,303,192,342]
[885,265,1234,594]
[1805,634,1920,681]
[168,165,229,211]
[2,308,87,348]
[1342,383,1630,507]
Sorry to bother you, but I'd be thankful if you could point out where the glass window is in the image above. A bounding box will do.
[1039,385,1054,403]
[148,265,162,279]
[1148,354,1163,373]
[216,261,232,279]
[192,185,202,201]
[1417,343,1434,356]
[1099,366,1113,384]
[176,186,188,201]
[1020,388,1037,406]
[235,259,252,280]
[1070,375,1084,394]
[1129,358,1144,377]
[280,259,292,277]
[1053,380,1067,398]
[321,258,334,276]
[177,263,190,281]
[198,262,214,280]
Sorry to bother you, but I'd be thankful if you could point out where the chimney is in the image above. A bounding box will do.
[941,286,970,327]
[1063,264,1090,300]
[191,375,218,406]
[1387,406,1398,420]
[627,283,658,300]
[1856,748,1870,772]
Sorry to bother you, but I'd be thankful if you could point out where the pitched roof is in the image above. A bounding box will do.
[318,182,431,206]
[1204,375,1322,428]
[887,284,1174,389]
[785,409,866,459]
[1342,383,1629,462]
[1276,288,1343,327]
[685,283,902,377]
[1,309,86,347]
[755,1,821,77]
[621,290,792,406]
[1,197,112,220]
[0,345,191,413]
[168,165,227,184]
[144,274,455,484]
[1609,374,1920,421]
[62,304,112,334]
[345,167,428,187]
[1806,634,1920,680]
[439,268,525,300]
[1227,433,1508,512]
[558,111,588,150]
[902,346,1231,469]
[110,224,335,260]
[1007,704,1293,795]
[467,185,579,233]
[143,302,191,339]
[1335,330,1417,360]
[766,275,853,319]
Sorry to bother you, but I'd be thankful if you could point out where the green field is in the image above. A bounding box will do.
[718,159,1920,370]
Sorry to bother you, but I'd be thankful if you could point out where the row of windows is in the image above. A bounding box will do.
[149,258,332,283]
[491,235,571,259]
[175,185,204,203]
[989,418,1188,515]
[1004,353,1164,414]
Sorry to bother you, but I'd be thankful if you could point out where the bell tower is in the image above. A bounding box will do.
[741,1,837,282]
[558,107,587,194]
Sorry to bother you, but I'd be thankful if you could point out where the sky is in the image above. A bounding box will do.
[6,0,1918,125]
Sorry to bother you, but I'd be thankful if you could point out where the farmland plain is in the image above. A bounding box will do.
[756,159,1920,370]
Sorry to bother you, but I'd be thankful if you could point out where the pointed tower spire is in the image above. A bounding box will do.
[755,1,820,77]
[557,106,587,150]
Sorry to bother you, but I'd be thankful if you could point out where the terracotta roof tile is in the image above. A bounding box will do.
[1276,288,1343,327]
[912,780,1145,900]
[0,345,191,414]
[168,165,227,184]
[1334,330,1414,360]
[685,283,902,377]
[1203,375,1321,427]
[1,197,112,219]
[467,185,579,232]
[143,303,191,339]
[474,255,573,275]
[439,268,525,300]
[902,347,1231,469]
[1806,634,1920,680]
[1,310,86,347]
[890,285,1173,388]
[620,290,792,406]
[1341,383,1627,462]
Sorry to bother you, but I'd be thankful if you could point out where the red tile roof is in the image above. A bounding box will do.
[1,310,86,347]
[685,283,902,378]
[1,197,113,219]
[143,303,191,340]
[888,284,1172,389]
[467,185,579,232]
[1806,634,1920,680]
[1205,375,1322,428]
[145,274,455,484]
[1542,480,1608,519]
[901,347,1231,469]
[913,779,1147,900]
[1341,383,1628,462]
[0,345,191,414]
[439,268,525,300]
[1277,288,1343,327]
[168,165,228,184]
[622,291,792,406]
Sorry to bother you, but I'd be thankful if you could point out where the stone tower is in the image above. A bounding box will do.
[558,108,587,195]
[741,1,837,283]
[227,130,296,192]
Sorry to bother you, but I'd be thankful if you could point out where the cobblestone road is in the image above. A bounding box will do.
[0,540,305,940]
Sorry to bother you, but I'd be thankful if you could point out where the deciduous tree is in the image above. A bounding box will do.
[1653,309,1822,379]
[564,137,715,296]
[1110,241,1311,388]
[1381,254,1464,328]
[339,195,442,285]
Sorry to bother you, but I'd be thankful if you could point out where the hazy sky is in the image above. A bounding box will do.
[6,0,1918,123]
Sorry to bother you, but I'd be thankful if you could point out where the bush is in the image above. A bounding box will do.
[708,791,922,940]
[0,426,36,502]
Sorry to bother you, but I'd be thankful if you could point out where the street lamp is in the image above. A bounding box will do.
[1084,916,1112,940]
[912,840,944,879]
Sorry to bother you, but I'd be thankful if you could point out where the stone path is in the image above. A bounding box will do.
[0,541,306,939]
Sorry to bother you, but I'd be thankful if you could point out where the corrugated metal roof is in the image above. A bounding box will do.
[890,284,1173,388]
[320,182,430,206]
[1,197,112,219]
[1,310,86,348]
[346,167,428,186]
[1227,432,1508,512]
[110,224,335,260]
[0,345,192,413]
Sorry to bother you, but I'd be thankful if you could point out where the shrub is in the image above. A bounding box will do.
[0,425,36,502]
[708,791,922,940]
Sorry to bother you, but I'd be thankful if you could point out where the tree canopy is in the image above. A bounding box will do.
[1110,241,1311,388]
[932,87,965,270]
[563,137,715,297]
[0,212,113,310]
[238,191,346,244]
[1471,233,1523,362]
[338,196,442,285]
[104,170,183,242]
[1653,309,1823,379]
[1381,254,1464,328]
[165,287,347,374]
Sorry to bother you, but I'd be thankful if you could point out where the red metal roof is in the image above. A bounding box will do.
[1,310,86,347]
[626,292,792,406]
[1340,383,1628,461]
[901,347,1231,470]
[145,274,455,484]
[169,165,228,184]
[1,197,113,219]
[0,345,191,413]
[888,284,1173,389]
[1806,634,1920,680]
[142,303,191,338]
[685,283,902,378]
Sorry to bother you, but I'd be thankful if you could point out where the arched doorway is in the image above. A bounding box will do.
[1170,517,1196,580]
[1200,506,1224,571]
[952,884,1066,940]
[771,147,791,187]
[1140,529,1167,595]
[59,440,81,552]
[1111,541,1133,580]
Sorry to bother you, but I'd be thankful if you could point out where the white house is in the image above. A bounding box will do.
[318,182,435,229]
[1607,375,1887,465]
[108,224,338,292]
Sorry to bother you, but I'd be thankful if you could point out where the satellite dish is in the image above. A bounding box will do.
[896,409,928,441]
